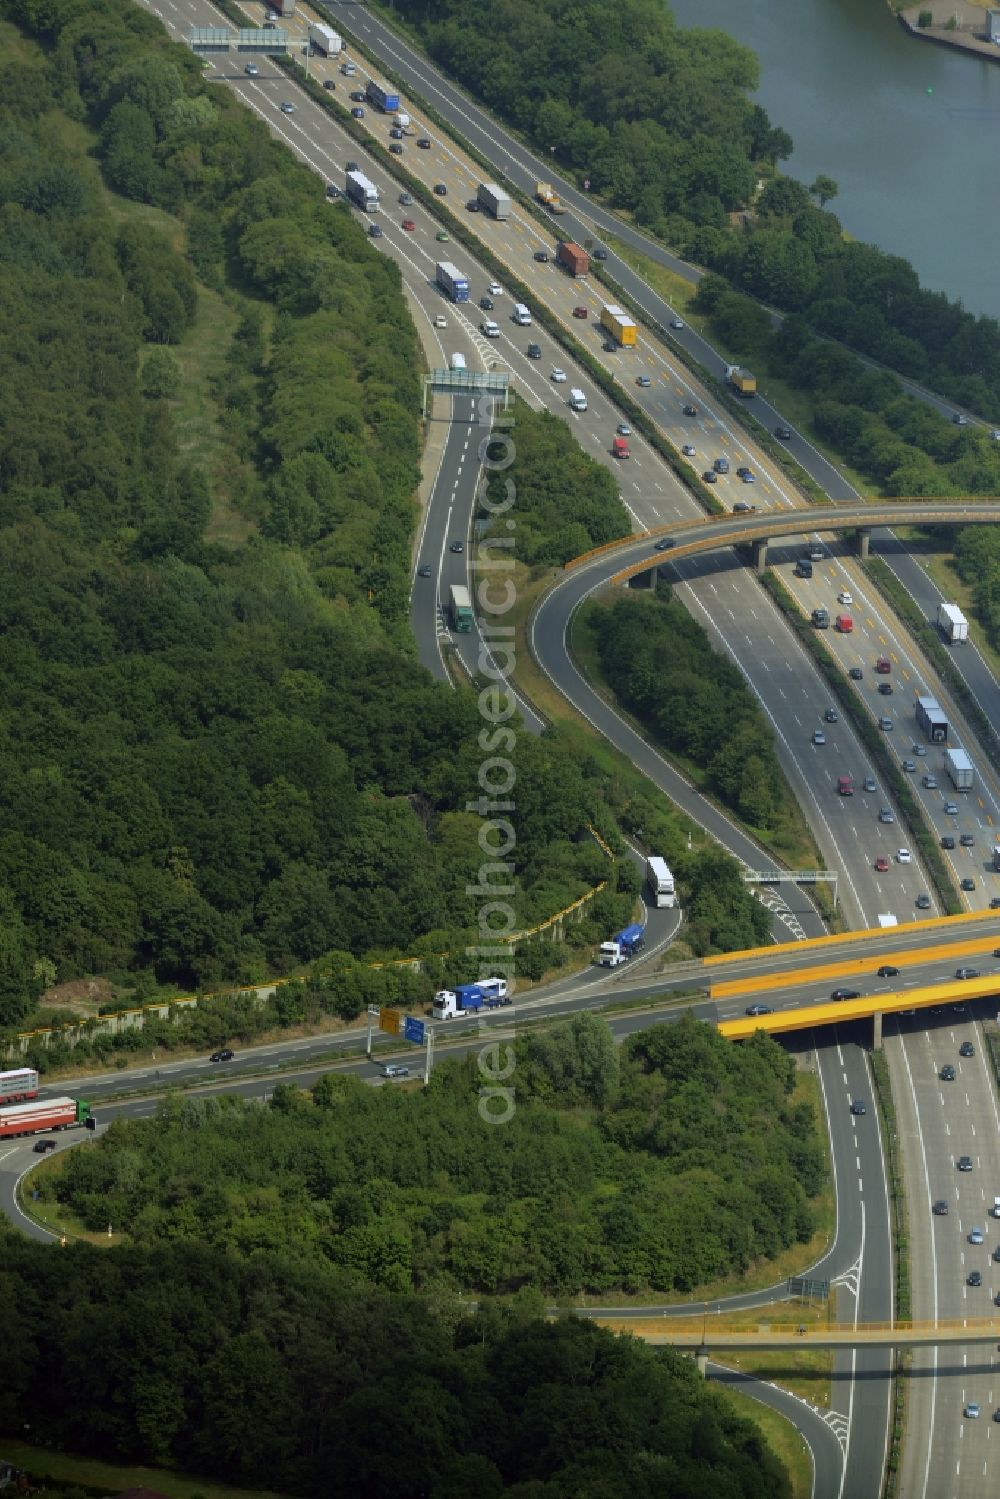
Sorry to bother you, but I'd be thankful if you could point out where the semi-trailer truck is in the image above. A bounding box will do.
[432,978,510,1020]
[436,261,470,302]
[599,305,637,347]
[0,1069,39,1105]
[646,856,676,908]
[938,603,969,643]
[726,365,757,396]
[556,242,589,276]
[366,79,401,113]
[0,1096,91,1138]
[345,170,379,212]
[598,923,645,967]
[476,183,511,219]
[449,584,473,632]
[915,695,949,743]
[944,746,974,790]
[308,22,341,54]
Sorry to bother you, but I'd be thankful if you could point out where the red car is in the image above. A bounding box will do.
[402,218,416,231]
[572,306,588,319]
[874,855,889,872]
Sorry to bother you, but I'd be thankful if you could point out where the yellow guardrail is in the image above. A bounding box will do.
[703,908,991,967]
[717,973,1000,1040]
[710,932,1000,999]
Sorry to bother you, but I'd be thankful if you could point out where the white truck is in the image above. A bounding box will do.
[937,602,968,643]
[432,978,510,1020]
[309,22,342,55]
[477,183,511,220]
[646,856,676,908]
[944,745,974,790]
[345,170,379,213]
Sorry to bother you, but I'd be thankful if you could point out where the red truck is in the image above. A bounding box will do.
[0,1096,91,1138]
[837,775,854,796]
[557,241,589,277]
[876,655,891,673]
[835,613,853,633]
[612,436,630,459]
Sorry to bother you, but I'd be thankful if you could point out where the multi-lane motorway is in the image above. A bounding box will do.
[28,3,1000,1492]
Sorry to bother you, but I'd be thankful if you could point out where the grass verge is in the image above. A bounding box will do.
[870,1048,908,1496]
[0,1438,287,1499]
[712,1382,813,1499]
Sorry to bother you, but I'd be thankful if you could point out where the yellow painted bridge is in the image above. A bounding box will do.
[593,1317,1000,1351]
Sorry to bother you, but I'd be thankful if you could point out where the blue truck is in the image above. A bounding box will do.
[598,923,645,968]
[432,978,510,1020]
[366,79,401,113]
[436,261,470,303]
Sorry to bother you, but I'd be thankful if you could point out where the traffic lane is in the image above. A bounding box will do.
[411,405,481,681]
[708,1362,844,1499]
[777,555,998,908]
[780,548,1000,860]
[666,548,927,926]
[0,1139,70,1243]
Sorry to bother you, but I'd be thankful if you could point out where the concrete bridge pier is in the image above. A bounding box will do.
[628,568,656,590]
[696,1349,708,1377]
[857,528,871,560]
[873,1009,882,1050]
[752,538,768,575]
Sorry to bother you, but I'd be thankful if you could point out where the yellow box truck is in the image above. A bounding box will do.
[600,304,637,347]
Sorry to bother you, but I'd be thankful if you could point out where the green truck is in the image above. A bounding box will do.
[449,584,473,632]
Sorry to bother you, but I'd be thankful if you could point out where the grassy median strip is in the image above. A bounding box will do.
[869,1047,909,1498]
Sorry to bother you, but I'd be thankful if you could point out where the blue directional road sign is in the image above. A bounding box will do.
[404,1017,425,1045]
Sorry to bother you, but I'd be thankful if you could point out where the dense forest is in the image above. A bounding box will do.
[0,0,781,1031]
[45,1014,824,1295]
[396,0,1000,420]
[0,1231,792,1498]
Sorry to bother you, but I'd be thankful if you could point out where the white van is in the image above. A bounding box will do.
[568,388,587,412]
[513,303,532,326]
[449,352,466,371]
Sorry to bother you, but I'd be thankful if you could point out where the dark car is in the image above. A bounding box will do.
[932,1199,949,1215]
[877,965,899,978]
[388,143,403,155]
[960,832,975,847]
[956,966,979,980]
[417,138,432,149]
[33,1138,56,1153]
[969,1270,983,1287]
[941,835,956,849]
[959,1041,975,1057]
[849,666,864,680]
[433,183,447,196]
[527,343,542,359]
[916,893,931,910]
[351,107,365,119]
[831,988,860,1001]
[702,470,718,484]
[850,1099,867,1115]
[961,878,977,891]
[824,708,839,723]
[940,1065,956,1081]
[593,247,608,260]
[878,681,893,695]
[390,127,404,139]
[745,1004,773,1017]
[210,1048,235,1063]
[368,223,382,237]
[449,541,464,554]
[775,426,792,440]
[479,295,494,310]
[683,403,699,417]
[736,466,751,478]
[346,161,359,173]
[603,339,616,351]
[654,538,675,552]
[958,1155,973,1170]
[417,564,432,579]
[323,79,335,92]
[533,250,550,262]
[349,90,365,102]
[572,305,588,319]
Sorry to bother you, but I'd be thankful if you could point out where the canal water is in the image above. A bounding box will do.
[668,0,1000,320]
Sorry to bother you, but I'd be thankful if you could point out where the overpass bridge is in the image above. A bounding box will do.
[563,498,1000,583]
[593,1316,1000,1353]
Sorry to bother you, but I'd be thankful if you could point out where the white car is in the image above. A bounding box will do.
[681,444,696,457]
[280,101,295,114]
[896,848,912,864]
[480,320,500,338]
[433,314,448,328]
[837,590,853,606]
[550,367,567,383]
[671,318,684,329]
[965,1402,981,1419]
[488,281,503,296]
[970,1226,985,1244]
[244,63,260,77]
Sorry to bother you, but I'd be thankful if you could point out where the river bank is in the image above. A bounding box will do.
[898,1,1000,64]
